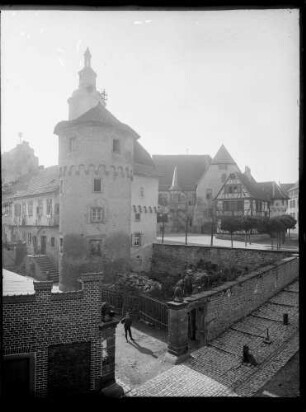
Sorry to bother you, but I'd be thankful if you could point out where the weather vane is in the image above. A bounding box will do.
[100,89,108,106]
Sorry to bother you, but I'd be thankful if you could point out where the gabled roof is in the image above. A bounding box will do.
[152,155,211,191]
[238,173,269,201]
[211,144,237,165]
[281,182,296,194]
[216,172,269,201]
[133,141,159,178]
[4,166,59,199]
[54,103,140,140]
[257,181,289,200]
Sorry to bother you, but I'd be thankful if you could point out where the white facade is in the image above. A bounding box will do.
[130,174,158,271]
[287,182,299,233]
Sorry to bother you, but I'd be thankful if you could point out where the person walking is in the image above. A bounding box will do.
[121,312,134,343]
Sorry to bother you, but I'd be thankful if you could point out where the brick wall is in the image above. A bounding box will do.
[185,256,299,343]
[152,243,293,275]
[3,273,103,398]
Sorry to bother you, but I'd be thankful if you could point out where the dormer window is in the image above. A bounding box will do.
[69,136,77,152]
[113,139,121,154]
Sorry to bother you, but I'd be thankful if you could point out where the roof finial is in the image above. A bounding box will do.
[84,48,92,68]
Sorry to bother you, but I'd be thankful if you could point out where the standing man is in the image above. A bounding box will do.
[121,312,134,343]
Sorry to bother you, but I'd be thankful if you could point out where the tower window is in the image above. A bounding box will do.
[90,207,104,223]
[135,213,141,222]
[113,139,121,154]
[51,237,55,247]
[93,178,102,192]
[140,187,144,197]
[69,137,76,152]
[89,239,103,256]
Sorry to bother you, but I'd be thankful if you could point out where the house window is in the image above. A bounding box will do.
[3,203,11,216]
[89,239,102,256]
[37,201,43,217]
[221,173,227,183]
[28,201,33,216]
[14,203,21,217]
[132,233,142,247]
[223,200,244,212]
[22,202,26,216]
[256,201,262,212]
[27,233,32,245]
[112,139,121,154]
[55,203,60,214]
[93,178,102,192]
[51,237,55,247]
[206,189,213,200]
[59,238,63,253]
[219,164,228,170]
[135,213,141,222]
[140,187,144,197]
[90,207,104,223]
[69,136,76,152]
[46,199,53,216]
[60,180,64,194]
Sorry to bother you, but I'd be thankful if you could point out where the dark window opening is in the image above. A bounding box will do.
[93,178,102,192]
[113,139,121,154]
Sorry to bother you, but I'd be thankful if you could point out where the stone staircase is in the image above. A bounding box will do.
[32,255,59,283]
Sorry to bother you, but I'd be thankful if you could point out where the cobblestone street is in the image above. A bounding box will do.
[128,279,299,397]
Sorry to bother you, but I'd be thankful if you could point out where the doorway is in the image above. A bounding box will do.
[188,309,197,341]
[40,236,47,254]
[2,355,34,398]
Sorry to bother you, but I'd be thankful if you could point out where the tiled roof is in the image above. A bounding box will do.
[238,173,270,201]
[216,172,269,201]
[257,182,289,200]
[54,103,140,140]
[152,155,211,191]
[280,183,295,195]
[133,141,159,177]
[6,166,59,199]
[211,144,237,165]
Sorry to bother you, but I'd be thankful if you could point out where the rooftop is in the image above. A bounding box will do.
[3,269,61,296]
[54,102,140,140]
[152,154,211,191]
[257,181,289,200]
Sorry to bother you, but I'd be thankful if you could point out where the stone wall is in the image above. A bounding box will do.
[152,243,293,276]
[185,255,299,343]
[3,273,104,398]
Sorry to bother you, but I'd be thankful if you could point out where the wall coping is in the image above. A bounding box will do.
[184,256,298,304]
[153,242,296,255]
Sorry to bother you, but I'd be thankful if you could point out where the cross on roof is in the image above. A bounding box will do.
[100,89,108,105]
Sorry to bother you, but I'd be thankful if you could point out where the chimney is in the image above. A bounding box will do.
[245,166,251,178]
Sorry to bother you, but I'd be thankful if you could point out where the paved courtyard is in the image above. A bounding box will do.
[127,279,299,397]
[157,234,299,251]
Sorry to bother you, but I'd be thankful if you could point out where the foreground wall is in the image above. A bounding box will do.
[152,243,293,275]
[3,273,116,398]
[166,253,299,359]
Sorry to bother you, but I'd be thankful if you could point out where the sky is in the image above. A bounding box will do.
[1,8,299,184]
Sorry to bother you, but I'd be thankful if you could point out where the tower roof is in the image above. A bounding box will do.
[211,144,237,165]
[54,103,140,140]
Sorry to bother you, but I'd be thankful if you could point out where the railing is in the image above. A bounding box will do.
[101,287,168,330]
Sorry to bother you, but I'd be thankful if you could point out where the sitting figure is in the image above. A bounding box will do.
[242,345,258,366]
[101,302,115,322]
[173,281,184,302]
